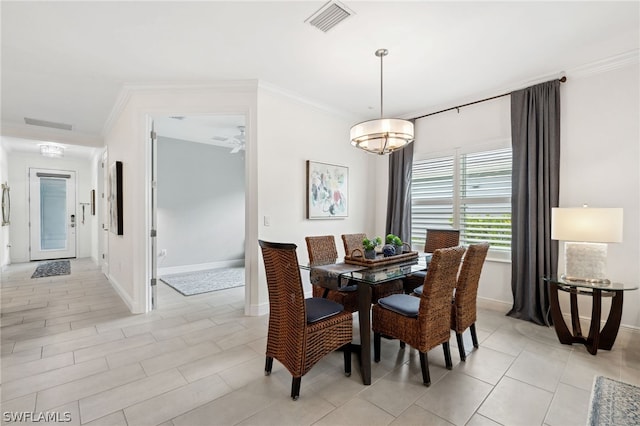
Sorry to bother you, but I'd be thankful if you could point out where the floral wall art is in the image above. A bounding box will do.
[306,160,348,219]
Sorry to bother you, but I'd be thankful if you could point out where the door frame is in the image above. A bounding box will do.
[28,168,77,260]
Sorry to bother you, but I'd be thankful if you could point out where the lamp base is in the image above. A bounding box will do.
[563,242,610,284]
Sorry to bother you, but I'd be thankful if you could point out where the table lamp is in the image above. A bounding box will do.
[551,206,623,284]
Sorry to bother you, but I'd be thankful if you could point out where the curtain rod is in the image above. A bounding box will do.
[411,76,567,121]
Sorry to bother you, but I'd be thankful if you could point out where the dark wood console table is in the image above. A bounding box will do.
[543,276,638,355]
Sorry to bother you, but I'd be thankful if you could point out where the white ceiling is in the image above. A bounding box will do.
[2,1,638,155]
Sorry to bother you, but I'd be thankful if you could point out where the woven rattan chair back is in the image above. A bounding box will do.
[305,235,338,266]
[452,242,489,361]
[424,229,460,253]
[341,233,367,257]
[418,245,467,347]
[258,239,353,400]
[259,240,307,373]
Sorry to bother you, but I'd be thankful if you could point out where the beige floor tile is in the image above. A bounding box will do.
[560,351,622,391]
[151,318,216,341]
[36,363,147,411]
[42,329,124,358]
[11,326,98,353]
[1,358,109,401]
[171,378,283,426]
[237,393,336,426]
[477,376,554,425]
[390,405,455,426]
[481,328,530,357]
[415,370,493,425]
[0,393,37,419]
[141,341,221,376]
[180,322,246,346]
[2,352,74,382]
[0,347,43,367]
[464,414,502,426]
[121,316,188,338]
[505,347,568,392]
[455,346,515,385]
[360,364,429,416]
[106,336,187,369]
[83,411,128,426]
[73,332,156,363]
[544,382,590,426]
[123,374,232,425]
[79,369,187,423]
[178,345,260,382]
[313,397,395,426]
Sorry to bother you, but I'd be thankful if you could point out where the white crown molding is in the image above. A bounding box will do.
[405,50,639,121]
[565,49,639,78]
[257,80,355,120]
[101,80,260,138]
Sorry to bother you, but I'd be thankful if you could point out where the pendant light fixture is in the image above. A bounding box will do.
[350,49,414,155]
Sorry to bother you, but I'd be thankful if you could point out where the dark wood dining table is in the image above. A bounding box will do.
[302,255,430,385]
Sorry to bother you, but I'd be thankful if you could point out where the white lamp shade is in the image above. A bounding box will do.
[551,208,623,243]
[350,118,414,154]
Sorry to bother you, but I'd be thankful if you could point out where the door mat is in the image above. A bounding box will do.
[587,376,640,426]
[31,260,71,278]
[160,267,245,296]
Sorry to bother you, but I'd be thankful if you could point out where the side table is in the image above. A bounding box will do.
[543,276,638,355]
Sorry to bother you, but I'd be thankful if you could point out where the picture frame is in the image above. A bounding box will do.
[109,161,123,235]
[306,160,348,219]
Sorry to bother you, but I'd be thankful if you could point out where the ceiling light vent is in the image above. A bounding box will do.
[305,1,353,33]
[24,117,73,131]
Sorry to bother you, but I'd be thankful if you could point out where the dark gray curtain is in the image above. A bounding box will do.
[386,141,414,243]
[507,80,560,326]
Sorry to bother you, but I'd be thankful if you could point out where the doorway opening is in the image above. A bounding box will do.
[151,115,247,308]
[29,168,77,260]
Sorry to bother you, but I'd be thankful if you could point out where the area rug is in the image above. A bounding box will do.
[31,260,71,278]
[587,376,640,426]
[160,267,245,296]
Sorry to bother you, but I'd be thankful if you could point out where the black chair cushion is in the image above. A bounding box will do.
[338,284,358,292]
[413,285,424,296]
[306,297,345,323]
[378,294,420,318]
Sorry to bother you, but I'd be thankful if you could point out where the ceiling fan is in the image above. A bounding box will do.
[212,125,245,154]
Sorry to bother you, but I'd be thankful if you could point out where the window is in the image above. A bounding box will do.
[411,146,512,258]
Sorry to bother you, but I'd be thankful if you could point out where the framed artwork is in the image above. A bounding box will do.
[109,161,123,235]
[306,160,348,219]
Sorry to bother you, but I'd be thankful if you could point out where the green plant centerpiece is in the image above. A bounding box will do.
[386,234,405,255]
[362,236,382,259]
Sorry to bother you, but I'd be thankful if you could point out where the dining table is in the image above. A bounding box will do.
[301,254,430,385]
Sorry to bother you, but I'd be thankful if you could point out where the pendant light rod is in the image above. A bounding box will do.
[376,48,388,118]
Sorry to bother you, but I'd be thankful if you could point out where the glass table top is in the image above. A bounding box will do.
[543,276,638,291]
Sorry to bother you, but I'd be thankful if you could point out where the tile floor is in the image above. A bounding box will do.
[1,258,639,425]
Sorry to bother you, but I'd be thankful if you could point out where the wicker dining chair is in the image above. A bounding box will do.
[372,246,466,386]
[259,240,353,400]
[403,229,461,294]
[452,242,490,361]
[305,235,359,313]
[341,233,404,302]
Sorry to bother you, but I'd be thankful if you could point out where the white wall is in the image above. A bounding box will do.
[0,142,9,267]
[6,151,94,263]
[407,57,640,329]
[560,61,639,329]
[157,136,245,270]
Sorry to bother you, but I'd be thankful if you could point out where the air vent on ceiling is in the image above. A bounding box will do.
[24,117,73,131]
[170,116,185,120]
[305,1,353,33]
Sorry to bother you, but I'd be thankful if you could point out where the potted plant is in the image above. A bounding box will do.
[386,234,405,255]
[362,236,382,259]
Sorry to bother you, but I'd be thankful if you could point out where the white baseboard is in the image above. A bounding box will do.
[158,259,244,276]
[106,273,141,313]
[246,301,269,316]
[477,296,511,312]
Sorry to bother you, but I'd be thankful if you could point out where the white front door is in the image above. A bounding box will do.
[29,168,77,260]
